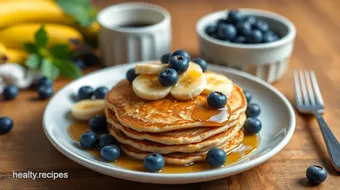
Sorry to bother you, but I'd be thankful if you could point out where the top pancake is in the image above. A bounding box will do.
[105,74,247,133]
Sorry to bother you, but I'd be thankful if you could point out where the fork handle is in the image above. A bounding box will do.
[315,113,340,172]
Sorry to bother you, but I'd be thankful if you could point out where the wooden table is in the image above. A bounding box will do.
[1,0,340,189]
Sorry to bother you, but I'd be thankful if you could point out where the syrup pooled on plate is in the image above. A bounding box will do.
[68,123,259,173]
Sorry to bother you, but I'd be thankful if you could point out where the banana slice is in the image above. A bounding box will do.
[188,62,203,73]
[132,74,171,100]
[203,72,233,96]
[170,69,207,100]
[71,100,105,120]
[135,62,168,75]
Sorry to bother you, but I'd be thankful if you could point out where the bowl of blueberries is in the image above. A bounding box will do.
[196,9,296,83]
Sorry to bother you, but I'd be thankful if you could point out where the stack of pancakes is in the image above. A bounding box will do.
[105,75,247,165]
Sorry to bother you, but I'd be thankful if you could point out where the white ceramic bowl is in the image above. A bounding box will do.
[196,9,296,83]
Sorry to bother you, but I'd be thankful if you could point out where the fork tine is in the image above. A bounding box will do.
[310,71,324,106]
[304,71,316,105]
[293,71,302,106]
[299,70,309,105]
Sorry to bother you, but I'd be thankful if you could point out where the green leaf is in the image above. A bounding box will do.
[24,43,37,54]
[56,0,96,26]
[55,59,82,79]
[41,59,60,80]
[35,25,48,48]
[51,44,70,59]
[25,54,40,69]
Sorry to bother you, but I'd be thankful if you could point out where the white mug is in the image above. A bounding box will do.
[98,2,171,66]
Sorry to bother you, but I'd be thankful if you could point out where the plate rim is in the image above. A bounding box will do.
[43,62,296,184]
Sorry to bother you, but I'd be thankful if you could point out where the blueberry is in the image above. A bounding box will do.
[78,86,94,100]
[306,165,328,184]
[3,85,19,100]
[192,58,208,72]
[144,153,165,172]
[217,24,237,41]
[244,118,262,134]
[205,25,217,36]
[246,103,261,117]
[263,32,279,43]
[171,50,191,61]
[36,77,53,88]
[160,52,171,64]
[80,131,98,149]
[126,68,138,82]
[38,85,54,100]
[100,145,120,162]
[82,53,98,66]
[168,55,189,73]
[243,16,257,26]
[94,86,109,99]
[227,10,244,24]
[232,36,246,43]
[158,68,178,87]
[243,90,252,103]
[236,22,252,36]
[207,92,227,109]
[98,133,116,149]
[217,19,229,26]
[246,29,263,43]
[0,116,13,134]
[74,59,85,70]
[89,115,108,133]
[206,148,226,167]
[253,20,269,33]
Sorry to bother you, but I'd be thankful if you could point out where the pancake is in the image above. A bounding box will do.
[106,107,246,145]
[105,77,247,133]
[108,116,245,154]
[120,130,244,165]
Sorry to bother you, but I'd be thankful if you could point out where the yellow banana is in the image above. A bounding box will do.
[0,43,28,64]
[77,22,99,39]
[0,23,84,50]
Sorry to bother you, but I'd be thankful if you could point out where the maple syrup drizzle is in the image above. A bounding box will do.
[191,103,231,126]
[67,123,259,173]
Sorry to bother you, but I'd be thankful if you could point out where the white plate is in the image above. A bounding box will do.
[43,62,295,184]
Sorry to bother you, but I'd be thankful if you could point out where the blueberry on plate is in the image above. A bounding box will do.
[236,22,252,36]
[126,68,138,82]
[98,133,116,149]
[160,52,171,64]
[216,19,228,26]
[246,29,263,44]
[36,77,53,88]
[94,86,109,99]
[244,118,262,134]
[232,36,246,44]
[243,90,252,103]
[78,86,94,100]
[246,103,261,117]
[82,53,98,66]
[263,31,279,43]
[158,68,178,87]
[0,116,13,134]
[73,58,85,70]
[306,165,328,185]
[171,50,191,61]
[243,15,257,26]
[206,148,226,167]
[3,85,19,100]
[253,20,269,33]
[227,10,244,24]
[89,115,108,133]
[192,58,208,72]
[205,25,217,37]
[100,145,120,162]
[144,153,165,172]
[207,91,227,109]
[80,131,98,149]
[38,85,54,100]
[217,24,237,41]
[168,55,189,73]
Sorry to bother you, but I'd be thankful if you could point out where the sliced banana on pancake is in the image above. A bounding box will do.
[188,62,203,73]
[71,100,105,120]
[135,62,168,75]
[132,74,171,100]
[203,72,233,96]
[171,69,207,100]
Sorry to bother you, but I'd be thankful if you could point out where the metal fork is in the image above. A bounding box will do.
[294,70,340,172]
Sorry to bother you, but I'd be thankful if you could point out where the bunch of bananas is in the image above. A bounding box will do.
[0,0,99,64]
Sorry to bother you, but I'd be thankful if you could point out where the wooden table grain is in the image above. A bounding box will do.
[1,0,340,189]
